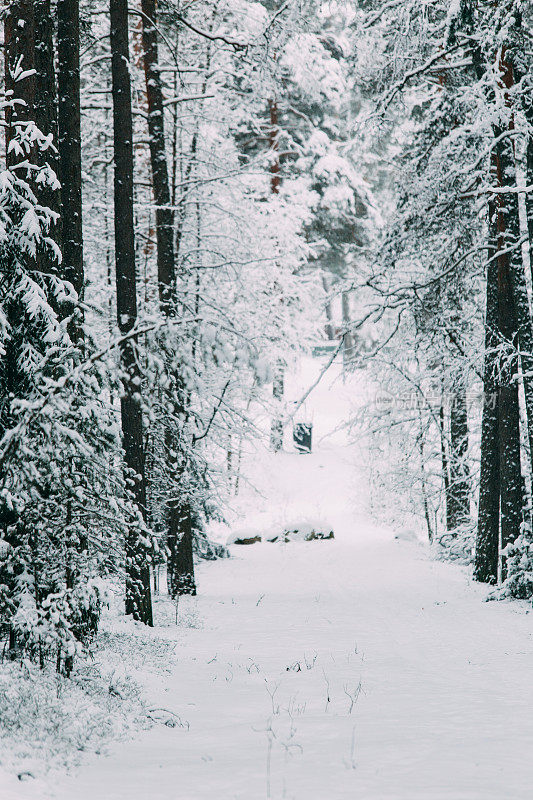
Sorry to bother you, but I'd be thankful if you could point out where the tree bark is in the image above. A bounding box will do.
[5,2,36,164]
[342,291,354,363]
[57,0,84,317]
[268,98,280,195]
[493,53,524,574]
[140,0,196,597]
[439,398,451,532]
[110,0,153,625]
[167,504,196,597]
[141,0,176,309]
[475,47,525,583]
[447,383,470,531]
[474,242,500,583]
[321,274,335,340]
[270,360,285,452]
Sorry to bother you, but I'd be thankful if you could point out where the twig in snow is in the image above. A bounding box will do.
[265,679,280,715]
[343,681,362,714]
[322,669,331,713]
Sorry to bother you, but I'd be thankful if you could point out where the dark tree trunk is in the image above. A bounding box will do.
[167,504,196,597]
[493,55,523,575]
[475,48,525,583]
[110,0,153,626]
[527,132,533,284]
[141,0,176,310]
[474,244,501,583]
[140,1,196,598]
[447,384,470,531]
[33,1,62,282]
[494,137,522,575]
[57,0,84,319]
[439,399,451,531]
[5,3,36,164]
[506,68,533,482]
[34,1,58,167]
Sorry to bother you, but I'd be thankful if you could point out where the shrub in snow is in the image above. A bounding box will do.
[267,522,335,543]
[434,523,475,564]
[228,528,264,545]
[500,526,533,600]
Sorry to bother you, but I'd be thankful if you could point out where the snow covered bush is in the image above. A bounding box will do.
[500,526,533,600]
[0,78,139,671]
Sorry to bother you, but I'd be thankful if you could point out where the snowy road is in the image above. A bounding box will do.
[13,360,533,799]
[47,531,533,800]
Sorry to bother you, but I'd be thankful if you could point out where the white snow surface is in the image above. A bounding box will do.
[4,358,533,799]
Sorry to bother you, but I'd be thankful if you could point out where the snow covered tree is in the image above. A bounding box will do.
[0,1,136,671]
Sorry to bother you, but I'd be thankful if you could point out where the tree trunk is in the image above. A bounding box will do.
[141,0,196,598]
[321,274,335,340]
[417,409,433,544]
[34,1,58,165]
[268,98,280,195]
[342,291,354,363]
[33,0,63,291]
[110,0,153,625]
[526,131,533,283]
[57,0,84,327]
[5,3,35,163]
[439,398,451,532]
[141,0,176,309]
[474,244,500,583]
[493,54,524,575]
[270,360,285,452]
[475,48,526,583]
[447,383,470,531]
[167,504,196,597]
[268,97,285,451]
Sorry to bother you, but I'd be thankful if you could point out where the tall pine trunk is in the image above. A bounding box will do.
[474,47,525,583]
[141,0,175,309]
[447,384,470,531]
[34,1,60,245]
[141,0,196,597]
[110,0,153,625]
[494,54,524,574]
[474,223,501,583]
[57,0,84,326]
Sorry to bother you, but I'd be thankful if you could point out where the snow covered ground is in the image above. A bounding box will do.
[4,357,533,799]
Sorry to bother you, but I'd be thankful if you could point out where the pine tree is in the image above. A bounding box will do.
[110,0,153,625]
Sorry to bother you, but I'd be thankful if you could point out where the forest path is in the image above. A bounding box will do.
[44,360,533,797]
[49,533,533,800]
